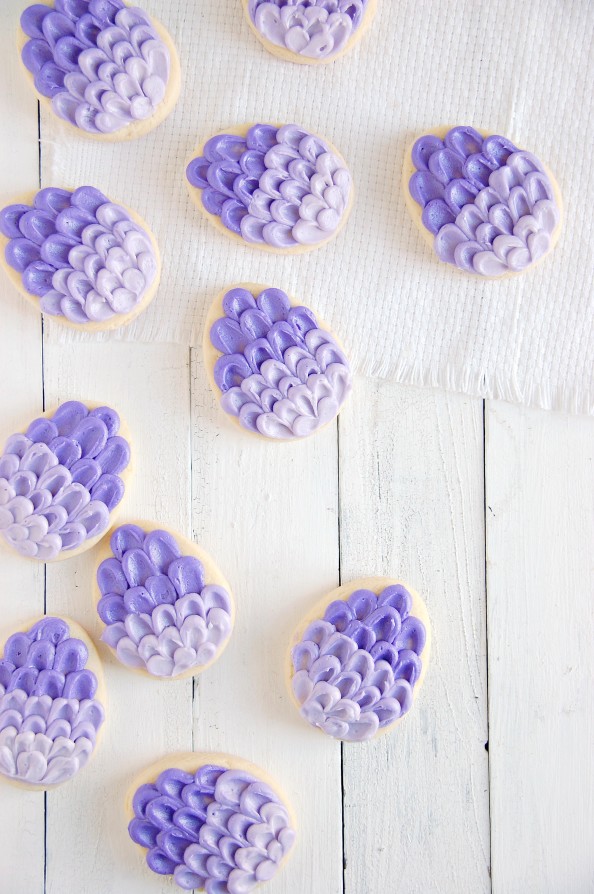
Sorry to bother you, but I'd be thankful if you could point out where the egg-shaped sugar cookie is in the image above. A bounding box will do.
[0,401,132,561]
[289,577,430,741]
[404,125,562,277]
[126,752,297,892]
[186,123,353,253]
[95,521,234,679]
[0,616,105,789]
[204,284,353,440]
[0,186,160,330]
[18,0,181,140]
[243,0,377,64]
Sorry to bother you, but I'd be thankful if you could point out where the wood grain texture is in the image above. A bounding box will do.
[339,379,491,893]
[41,341,193,894]
[189,349,344,894]
[486,401,594,894]
[0,2,45,890]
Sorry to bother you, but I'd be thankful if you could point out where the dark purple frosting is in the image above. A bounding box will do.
[129,763,296,891]
[291,585,426,741]
[0,186,158,324]
[20,0,171,135]
[0,617,104,785]
[0,618,96,699]
[0,401,130,560]
[409,126,560,276]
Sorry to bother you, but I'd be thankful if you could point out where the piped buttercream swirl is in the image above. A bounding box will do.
[0,186,157,325]
[291,584,426,741]
[186,124,352,250]
[97,524,233,678]
[408,126,560,276]
[0,617,104,786]
[0,401,130,560]
[211,286,352,439]
[20,0,171,136]
[248,0,369,60]
[128,762,296,892]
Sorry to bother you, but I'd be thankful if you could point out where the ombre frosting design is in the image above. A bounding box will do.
[129,763,296,892]
[248,0,368,60]
[409,126,560,276]
[97,525,233,678]
[0,186,157,324]
[291,585,426,741]
[0,618,104,786]
[0,402,130,560]
[186,124,352,249]
[212,287,352,439]
[20,0,170,135]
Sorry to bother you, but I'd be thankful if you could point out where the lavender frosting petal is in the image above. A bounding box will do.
[0,618,104,786]
[291,585,426,741]
[129,763,295,892]
[97,525,233,678]
[211,287,352,440]
[0,186,158,325]
[409,127,560,276]
[20,0,171,135]
[187,124,352,250]
[0,402,130,560]
[249,0,368,60]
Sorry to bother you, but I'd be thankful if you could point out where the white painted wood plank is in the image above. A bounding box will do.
[486,401,594,894]
[41,342,194,894]
[0,3,45,891]
[339,380,490,893]
[190,349,343,894]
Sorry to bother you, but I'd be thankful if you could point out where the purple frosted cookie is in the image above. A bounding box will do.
[289,578,431,741]
[0,401,131,561]
[404,125,562,277]
[18,0,181,139]
[204,285,352,440]
[0,616,105,788]
[186,123,353,253]
[0,186,160,329]
[242,0,377,64]
[95,522,234,679]
[127,753,296,892]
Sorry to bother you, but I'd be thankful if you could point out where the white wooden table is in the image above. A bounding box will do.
[1,5,593,893]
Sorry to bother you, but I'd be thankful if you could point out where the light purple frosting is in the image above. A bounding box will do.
[248,0,369,59]
[0,401,130,560]
[409,126,560,276]
[186,124,352,249]
[0,186,157,324]
[20,0,170,135]
[129,763,296,891]
[97,524,233,678]
[0,617,104,786]
[212,287,352,439]
[292,585,426,741]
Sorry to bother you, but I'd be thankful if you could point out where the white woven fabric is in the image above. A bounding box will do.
[38,0,594,413]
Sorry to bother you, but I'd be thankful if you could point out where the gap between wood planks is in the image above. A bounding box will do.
[482,399,493,887]
[37,95,49,894]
